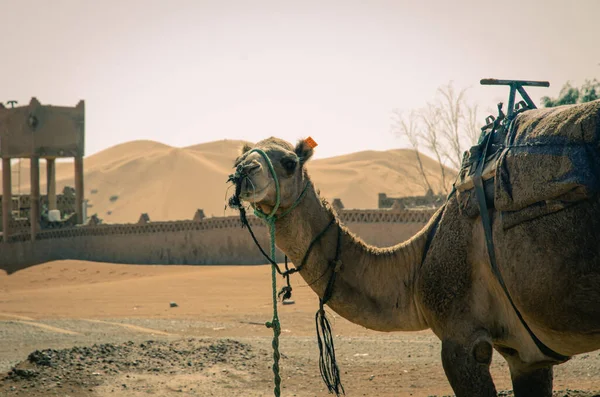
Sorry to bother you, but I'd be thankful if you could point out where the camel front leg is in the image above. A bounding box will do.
[440,330,498,397]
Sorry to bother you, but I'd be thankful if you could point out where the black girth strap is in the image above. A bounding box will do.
[472,129,570,363]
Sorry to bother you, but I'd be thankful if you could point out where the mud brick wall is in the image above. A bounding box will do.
[0,208,436,274]
[378,192,445,209]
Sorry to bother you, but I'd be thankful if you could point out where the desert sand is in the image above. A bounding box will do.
[10,139,454,223]
[1,261,599,396]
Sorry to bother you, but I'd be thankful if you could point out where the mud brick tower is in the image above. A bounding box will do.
[0,98,85,241]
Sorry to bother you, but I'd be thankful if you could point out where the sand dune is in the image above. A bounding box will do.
[309,149,454,209]
[10,139,455,223]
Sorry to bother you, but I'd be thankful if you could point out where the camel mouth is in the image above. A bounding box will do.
[239,180,272,202]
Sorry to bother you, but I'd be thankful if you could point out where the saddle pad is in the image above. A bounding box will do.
[495,100,600,212]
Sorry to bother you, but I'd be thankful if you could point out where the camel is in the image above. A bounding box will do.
[231,130,600,396]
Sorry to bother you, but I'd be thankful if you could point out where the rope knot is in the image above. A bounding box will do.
[265,319,281,338]
[278,285,292,301]
[282,267,298,277]
[265,319,281,334]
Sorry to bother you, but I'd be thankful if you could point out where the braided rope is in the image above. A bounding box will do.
[248,148,283,397]
[264,218,282,396]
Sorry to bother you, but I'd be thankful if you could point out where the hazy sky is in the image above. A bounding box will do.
[2,0,598,159]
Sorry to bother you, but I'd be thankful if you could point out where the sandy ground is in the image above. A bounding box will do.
[0,260,598,396]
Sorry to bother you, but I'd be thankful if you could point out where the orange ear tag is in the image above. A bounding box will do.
[305,136,318,148]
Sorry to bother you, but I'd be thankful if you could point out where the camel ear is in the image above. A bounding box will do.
[241,143,252,155]
[233,143,254,167]
[294,138,315,164]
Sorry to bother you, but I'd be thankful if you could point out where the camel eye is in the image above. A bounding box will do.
[281,157,297,173]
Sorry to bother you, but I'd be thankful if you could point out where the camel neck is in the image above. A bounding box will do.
[273,181,433,332]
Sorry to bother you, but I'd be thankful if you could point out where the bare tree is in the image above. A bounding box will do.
[391,81,486,196]
[419,103,448,194]
[465,103,482,146]
[391,110,433,194]
[437,82,467,170]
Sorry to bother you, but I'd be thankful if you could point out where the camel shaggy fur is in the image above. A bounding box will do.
[232,132,600,397]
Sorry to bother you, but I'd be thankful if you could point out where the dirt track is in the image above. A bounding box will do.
[1,261,599,396]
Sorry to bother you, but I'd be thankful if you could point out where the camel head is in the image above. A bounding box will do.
[231,137,315,213]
